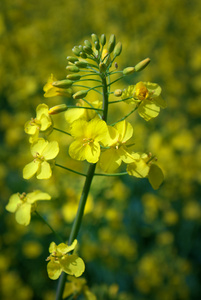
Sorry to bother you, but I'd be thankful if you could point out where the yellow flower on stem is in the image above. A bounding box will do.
[69,117,112,163]
[46,240,85,280]
[99,120,135,172]
[23,138,59,180]
[24,104,53,143]
[127,153,164,189]
[6,191,51,226]
[122,81,166,121]
[43,74,72,98]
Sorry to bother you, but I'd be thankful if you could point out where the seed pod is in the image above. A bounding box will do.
[73,90,88,99]
[49,104,68,115]
[75,61,88,68]
[123,67,135,75]
[100,34,106,46]
[66,65,80,73]
[52,79,73,88]
[134,58,151,72]
[113,42,122,57]
[66,56,79,63]
[107,34,116,53]
[66,74,81,80]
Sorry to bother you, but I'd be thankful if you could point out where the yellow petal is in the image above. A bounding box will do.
[138,101,160,121]
[99,149,121,172]
[114,120,133,143]
[15,203,32,226]
[84,141,100,163]
[42,141,59,160]
[36,104,49,119]
[69,140,86,161]
[31,139,48,156]
[127,159,150,178]
[61,254,85,277]
[148,164,164,190]
[47,260,62,280]
[6,193,22,212]
[36,161,52,179]
[23,160,40,179]
[27,190,51,203]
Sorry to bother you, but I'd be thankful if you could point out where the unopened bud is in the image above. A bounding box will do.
[75,61,88,68]
[73,90,88,99]
[114,89,122,97]
[84,40,92,48]
[107,34,116,53]
[52,79,73,88]
[72,46,81,56]
[99,62,107,73]
[66,74,81,80]
[49,104,68,115]
[80,52,88,59]
[134,58,151,72]
[94,40,100,50]
[113,42,122,57]
[83,46,93,55]
[67,56,79,63]
[91,33,99,44]
[100,34,106,46]
[66,65,80,73]
[123,67,135,75]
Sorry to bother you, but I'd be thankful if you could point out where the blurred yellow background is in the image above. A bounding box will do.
[1,0,201,299]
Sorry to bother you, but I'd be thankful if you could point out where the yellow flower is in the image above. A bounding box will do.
[46,240,85,280]
[69,117,112,163]
[24,104,53,143]
[65,99,102,124]
[122,81,166,121]
[6,191,51,226]
[43,74,72,98]
[23,138,59,180]
[99,120,135,172]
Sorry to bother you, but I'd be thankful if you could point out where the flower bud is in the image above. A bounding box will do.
[84,40,92,48]
[134,58,151,72]
[83,46,93,55]
[75,61,88,68]
[91,33,99,44]
[66,56,79,63]
[113,42,122,57]
[66,65,80,73]
[49,104,68,115]
[72,46,81,56]
[107,34,116,53]
[80,52,88,59]
[66,74,81,80]
[94,40,100,50]
[73,90,88,99]
[114,89,122,97]
[99,62,107,73]
[52,79,73,88]
[100,34,106,46]
[123,67,135,75]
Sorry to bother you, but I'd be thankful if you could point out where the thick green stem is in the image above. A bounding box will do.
[55,66,109,300]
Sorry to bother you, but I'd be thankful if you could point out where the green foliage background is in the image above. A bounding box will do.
[1,0,201,299]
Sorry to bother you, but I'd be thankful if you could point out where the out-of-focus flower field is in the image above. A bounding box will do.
[1,0,201,299]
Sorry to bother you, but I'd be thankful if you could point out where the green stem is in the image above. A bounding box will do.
[95,171,128,176]
[55,163,87,177]
[35,211,63,242]
[53,127,71,136]
[109,106,138,126]
[55,163,96,300]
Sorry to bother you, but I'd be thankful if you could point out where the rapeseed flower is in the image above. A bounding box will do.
[46,240,85,280]
[99,120,135,172]
[69,117,113,163]
[6,191,51,226]
[122,82,166,121]
[23,138,59,180]
[24,104,52,143]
